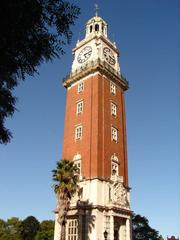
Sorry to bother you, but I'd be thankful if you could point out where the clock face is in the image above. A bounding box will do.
[77,46,92,63]
[103,47,116,65]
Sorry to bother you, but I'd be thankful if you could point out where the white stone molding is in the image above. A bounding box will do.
[111,153,119,162]
[63,58,128,91]
[54,213,61,240]
[109,214,114,240]
[126,218,131,240]
[73,153,82,161]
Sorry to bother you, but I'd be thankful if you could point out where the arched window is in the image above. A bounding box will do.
[95,24,99,32]
[102,24,104,33]
[112,162,118,175]
[73,153,82,176]
[90,25,92,33]
[67,219,79,240]
[111,154,119,176]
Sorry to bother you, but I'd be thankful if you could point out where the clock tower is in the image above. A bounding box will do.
[54,11,132,240]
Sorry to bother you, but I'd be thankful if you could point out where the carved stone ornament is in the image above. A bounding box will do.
[112,180,129,207]
[70,191,79,206]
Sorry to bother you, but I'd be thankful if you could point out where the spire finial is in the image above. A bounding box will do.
[95,3,99,17]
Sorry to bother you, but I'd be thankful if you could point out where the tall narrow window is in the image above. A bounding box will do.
[73,153,82,179]
[111,154,119,177]
[78,81,84,93]
[75,125,82,140]
[111,102,117,116]
[95,24,99,31]
[104,216,110,240]
[90,25,92,33]
[76,101,83,114]
[110,82,116,95]
[112,162,118,176]
[75,161,81,175]
[111,127,118,142]
[67,219,79,240]
[102,24,104,33]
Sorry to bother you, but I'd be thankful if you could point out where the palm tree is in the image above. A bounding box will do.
[52,159,79,240]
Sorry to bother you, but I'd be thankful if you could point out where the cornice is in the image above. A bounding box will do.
[63,58,129,91]
[69,203,133,216]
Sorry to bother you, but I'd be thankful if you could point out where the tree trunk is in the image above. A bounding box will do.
[57,193,69,240]
[60,224,66,240]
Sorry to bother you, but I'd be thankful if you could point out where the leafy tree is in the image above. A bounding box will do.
[21,216,40,240]
[35,220,54,240]
[132,214,162,240]
[0,219,7,239]
[0,0,80,144]
[52,159,79,240]
[0,217,22,240]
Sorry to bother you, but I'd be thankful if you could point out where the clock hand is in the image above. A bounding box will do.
[84,51,92,57]
[109,56,114,61]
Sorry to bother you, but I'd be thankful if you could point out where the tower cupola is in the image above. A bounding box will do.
[85,16,108,38]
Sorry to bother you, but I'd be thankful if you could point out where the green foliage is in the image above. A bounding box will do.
[132,214,162,240]
[0,217,22,240]
[35,220,54,240]
[35,232,53,240]
[52,159,79,196]
[21,216,40,240]
[0,0,80,144]
[0,217,54,240]
[52,159,79,240]
[0,219,7,239]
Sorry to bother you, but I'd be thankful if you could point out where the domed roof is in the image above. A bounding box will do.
[86,16,107,26]
[85,14,108,38]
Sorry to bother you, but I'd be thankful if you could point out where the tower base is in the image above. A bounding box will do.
[54,178,132,240]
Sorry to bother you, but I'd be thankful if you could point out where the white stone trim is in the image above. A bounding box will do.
[73,153,82,161]
[126,218,131,240]
[75,125,82,140]
[67,71,100,90]
[111,102,117,116]
[54,213,60,240]
[77,81,84,93]
[110,81,116,95]
[111,153,119,163]
[76,100,83,114]
[111,126,118,142]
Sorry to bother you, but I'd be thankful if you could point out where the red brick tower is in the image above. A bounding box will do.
[54,11,132,240]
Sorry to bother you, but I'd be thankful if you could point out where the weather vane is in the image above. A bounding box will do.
[95,3,99,17]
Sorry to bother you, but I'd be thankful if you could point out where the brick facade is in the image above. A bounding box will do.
[62,72,129,187]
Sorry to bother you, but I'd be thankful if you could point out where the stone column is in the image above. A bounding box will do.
[54,213,61,240]
[109,215,114,240]
[126,218,131,240]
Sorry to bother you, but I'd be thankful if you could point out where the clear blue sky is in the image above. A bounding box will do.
[1,0,180,238]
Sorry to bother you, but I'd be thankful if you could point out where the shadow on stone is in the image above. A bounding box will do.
[76,199,96,240]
